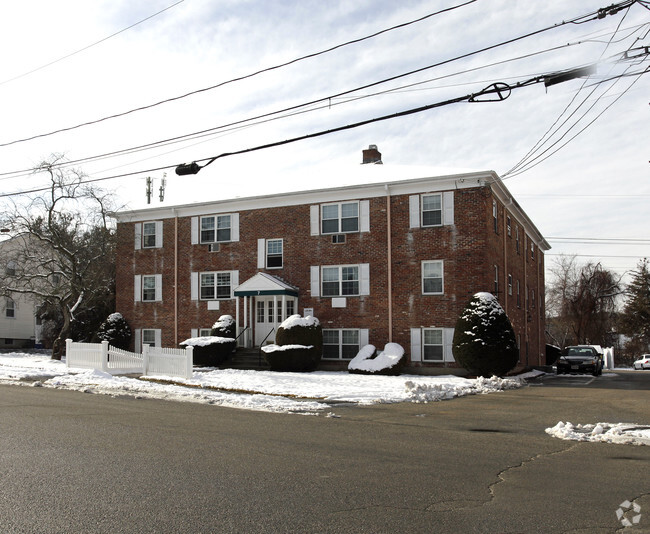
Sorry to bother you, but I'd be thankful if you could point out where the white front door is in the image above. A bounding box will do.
[255,298,276,346]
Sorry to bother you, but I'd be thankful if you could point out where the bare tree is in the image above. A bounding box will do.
[0,156,116,359]
[546,255,621,347]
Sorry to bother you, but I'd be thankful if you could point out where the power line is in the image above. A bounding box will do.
[0,0,478,149]
[0,0,185,87]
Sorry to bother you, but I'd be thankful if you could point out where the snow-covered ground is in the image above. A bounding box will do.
[1,352,648,445]
[0,351,528,414]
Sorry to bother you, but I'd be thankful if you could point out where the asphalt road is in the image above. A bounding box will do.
[1,371,649,534]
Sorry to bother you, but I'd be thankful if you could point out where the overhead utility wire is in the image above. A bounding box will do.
[0,1,638,181]
[0,75,553,198]
[0,0,185,87]
[0,0,477,148]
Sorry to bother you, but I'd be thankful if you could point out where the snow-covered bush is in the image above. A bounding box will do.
[452,292,519,377]
[180,336,236,366]
[348,343,405,375]
[96,313,131,350]
[263,315,322,371]
[210,315,236,339]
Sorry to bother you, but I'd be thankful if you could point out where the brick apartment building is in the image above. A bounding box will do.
[113,147,549,372]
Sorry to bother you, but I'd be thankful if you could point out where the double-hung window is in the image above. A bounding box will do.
[323,329,360,360]
[200,215,231,243]
[266,239,283,268]
[321,202,359,234]
[422,194,442,227]
[200,272,232,300]
[322,265,359,296]
[142,275,158,302]
[142,222,157,248]
[5,298,15,318]
[422,261,443,294]
[423,328,444,361]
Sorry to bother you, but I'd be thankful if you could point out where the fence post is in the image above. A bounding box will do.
[185,346,194,380]
[100,341,109,373]
[142,344,150,376]
[65,339,72,369]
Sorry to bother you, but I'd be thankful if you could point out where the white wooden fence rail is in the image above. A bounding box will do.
[65,340,193,379]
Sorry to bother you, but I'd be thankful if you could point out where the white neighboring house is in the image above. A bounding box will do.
[0,236,41,349]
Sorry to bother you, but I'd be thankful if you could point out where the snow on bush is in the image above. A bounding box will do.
[280,314,319,329]
[212,315,235,330]
[265,315,322,372]
[452,292,519,377]
[348,343,405,374]
[96,312,131,350]
[261,344,314,353]
[180,336,237,347]
[211,315,236,338]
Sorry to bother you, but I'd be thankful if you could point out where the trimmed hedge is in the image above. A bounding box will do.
[452,292,519,377]
[180,337,236,367]
[96,313,131,350]
[211,315,236,339]
[263,315,322,372]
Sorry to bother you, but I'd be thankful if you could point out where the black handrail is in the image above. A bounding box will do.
[234,325,250,347]
[258,328,275,367]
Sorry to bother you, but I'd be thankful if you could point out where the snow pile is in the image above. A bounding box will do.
[280,314,319,329]
[261,344,314,353]
[406,375,524,402]
[348,343,404,373]
[212,315,234,330]
[180,336,235,347]
[546,422,650,446]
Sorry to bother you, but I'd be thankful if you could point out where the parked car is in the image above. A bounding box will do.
[556,345,603,376]
[633,354,650,370]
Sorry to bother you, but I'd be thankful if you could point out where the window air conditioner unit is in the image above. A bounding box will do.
[332,234,346,244]
[208,243,220,253]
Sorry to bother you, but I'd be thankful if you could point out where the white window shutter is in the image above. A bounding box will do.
[360,200,370,232]
[134,275,141,302]
[409,195,420,228]
[310,205,320,236]
[191,217,199,245]
[231,270,239,297]
[134,223,142,250]
[155,221,164,248]
[191,328,198,338]
[360,263,370,295]
[231,213,240,242]
[257,238,265,269]
[134,329,141,352]
[410,328,422,362]
[310,266,320,297]
[444,328,455,362]
[191,272,199,301]
[443,191,454,225]
[154,329,162,348]
[154,274,163,302]
[359,329,369,348]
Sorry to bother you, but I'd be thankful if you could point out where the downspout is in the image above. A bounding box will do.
[173,208,178,346]
[385,185,393,343]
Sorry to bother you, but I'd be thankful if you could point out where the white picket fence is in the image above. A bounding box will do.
[65,339,193,379]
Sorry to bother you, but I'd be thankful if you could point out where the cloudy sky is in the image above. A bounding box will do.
[0,0,648,282]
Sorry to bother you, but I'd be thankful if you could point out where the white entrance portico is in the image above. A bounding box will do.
[233,273,299,348]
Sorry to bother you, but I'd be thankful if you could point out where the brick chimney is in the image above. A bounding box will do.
[362,144,382,164]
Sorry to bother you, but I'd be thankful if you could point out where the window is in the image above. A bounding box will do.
[322,266,359,296]
[257,301,265,323]
[517,280,521,307]
[200,215,231,243]
[516,226,520,254]
[506,216,511,237]
[323,329,360,360]
[5,298,15,318]
[422,261,443,294]
[494,265,499,296]
[142,275,158,302]
[142,222,157,248]
[267,301,274,323]
[422,194,442,227]
[321,202,359,234]
[285,300,295,319]
[266,239,283,269]
[5,261,16,276]
[531,242,535,261]
[142,329,157,347]
[423,329,444,361]
[493,200,498,233]
[199,328,211,337]
[200,272,232,300]
[508,274,513,296]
